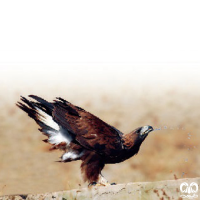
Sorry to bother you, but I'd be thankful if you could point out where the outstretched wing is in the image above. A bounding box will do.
[16,95,74,152]
[53,97,124,157]
[17,95,124,157]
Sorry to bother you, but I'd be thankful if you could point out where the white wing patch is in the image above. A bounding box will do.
[36,107,72,145]
[62,151,84,161]
[36,107,59,131]
[47,130,72,145]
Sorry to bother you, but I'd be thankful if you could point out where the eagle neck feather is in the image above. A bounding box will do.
[122,130,145,156]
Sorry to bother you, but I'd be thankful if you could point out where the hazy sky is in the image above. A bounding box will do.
[1,65,199,94]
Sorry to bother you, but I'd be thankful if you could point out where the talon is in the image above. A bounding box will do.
[88,182,97,186]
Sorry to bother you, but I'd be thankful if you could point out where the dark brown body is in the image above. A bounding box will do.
[65,129,149,183]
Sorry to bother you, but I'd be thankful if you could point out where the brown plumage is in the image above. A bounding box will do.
[17,95,154,186]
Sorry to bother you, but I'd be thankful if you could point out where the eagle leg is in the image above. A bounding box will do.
[81,152,116,186]
[81,152,105,185]
[88,182,97,187]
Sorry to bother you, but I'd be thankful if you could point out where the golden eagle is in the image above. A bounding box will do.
[17,95,154,186]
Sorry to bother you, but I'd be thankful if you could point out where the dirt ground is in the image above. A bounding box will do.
[0,84,199,196]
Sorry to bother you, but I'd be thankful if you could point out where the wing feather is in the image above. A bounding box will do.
[17,96,124,157]
[53,98,124,156]
[17,96,73,151]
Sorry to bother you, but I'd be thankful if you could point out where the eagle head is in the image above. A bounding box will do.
[136,125,154,139]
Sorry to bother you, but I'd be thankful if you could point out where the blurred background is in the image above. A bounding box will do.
[0,65,200,195]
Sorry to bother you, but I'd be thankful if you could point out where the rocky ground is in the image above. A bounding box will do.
[1,177,200,200]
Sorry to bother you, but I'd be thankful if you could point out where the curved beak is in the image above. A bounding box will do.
[148,126,154,132]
